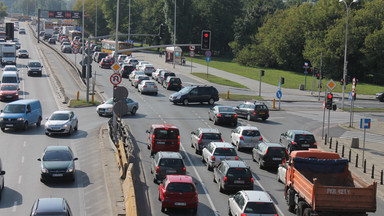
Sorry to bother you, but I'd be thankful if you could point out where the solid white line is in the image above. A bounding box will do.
[18,175,22,184]
[23,141,26,147]
[21,156,24,164]
[12,201,17,212]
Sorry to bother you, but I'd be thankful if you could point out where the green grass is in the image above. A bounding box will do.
[189,55,383,95]
[219,93,263,101]
[341,108,384,112]
[191,73,248,89]
[69,99,100,107]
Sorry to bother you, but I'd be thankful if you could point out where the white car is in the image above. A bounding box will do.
[128,70,145,81]
[138,80,158,95]
[152,69,168,80]
[277,163,287,184]
[96,98,138,116]
[231,126,263,151]
[228,190,278,216]
[136,60,150,70]
[117,54,128,65]
[202,142,238,171]
[45,110,78,136]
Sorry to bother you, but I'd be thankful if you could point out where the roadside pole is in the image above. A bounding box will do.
[311,69,314,95]
[318,53,323,101]
[322,88,327,139]
[327,97,331,144]
[360,118,371,167]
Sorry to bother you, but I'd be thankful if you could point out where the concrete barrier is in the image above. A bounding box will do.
[122,163,137,216]
[116,140,128,179]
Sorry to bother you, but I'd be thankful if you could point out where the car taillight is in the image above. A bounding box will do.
[217,114,222,117]
[223,176,228,183]
[251,177,254,184]
[241,213,247,216]
[220,138,223,142]
[178,135,180,145]
[198,135,203,144]
[183,167,186,174]
[253,111,256,115]
[291,141,296,145]
[264,148,269,155]
[235,156,239,160]
[314,142,317,146]
[152,134,155,144]
[168,82,170,86]
[143,85,147,88]
[211,156,215,161]
[234,114,238,118]
[240,136,244,141]
[155,166,159,173]
[259,137,263,141]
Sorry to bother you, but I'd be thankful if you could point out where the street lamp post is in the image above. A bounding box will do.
[95,0,97,37]
[340,0,358,109]
[173,0,176,69]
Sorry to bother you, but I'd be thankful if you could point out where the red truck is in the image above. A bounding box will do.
[284,149,377,216]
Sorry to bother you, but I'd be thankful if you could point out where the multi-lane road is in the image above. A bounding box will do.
[0,21,383,216]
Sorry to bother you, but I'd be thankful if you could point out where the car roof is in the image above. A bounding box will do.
[28,60,41,63]
[151,124,178,129]
[236,126,259,131]
[2,71,17,75]
[45,146,71,152]
[222,160,248,168]
[157,151,183,159]
[241,190,274,203]
[8,99,39,105]
[4,65,17,68]
[289,130,313,135]
[262,142,285,148]
[243,101,266,105]
[198,128,220,134]
[166,175,193,183]
[210,142,233,148]
[52,110,72,115]
[0,83,17,86]
[35,198,67,213]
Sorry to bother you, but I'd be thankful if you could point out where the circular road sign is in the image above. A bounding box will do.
[72,40,79,48]
[189,45,195,51]
[65,12,71,18]
[72,47,79,54]
[189,51,195,57]
[205,50,212,57]
[110,73,122,86]
[276,90,282,99]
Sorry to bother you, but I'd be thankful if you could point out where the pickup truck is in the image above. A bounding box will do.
[285,149,376,216]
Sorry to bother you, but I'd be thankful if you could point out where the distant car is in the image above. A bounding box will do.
[230,126,263,151]
[208,105,238,126]
[138,80,158,95]
[95,52,109,63]
[37,146,78,182]
[228,190,278,216]
[158,175,198,213]
[158,71,176,85]
[3,65,19,73]
[96,97,138,116]
[152,69,168,81]
[19,28,26,34]
[376,92,384,102]
[99,58,113,68]
[234,101,269,121]
[30,198,73,216]
[120,64,135,78]
[169,85,219,105]
[0,83,19,101]
[27,60,43,76]
[61,45,72,53]
[48,38,55,44]
[141,64,156,76]
[163,77,182,91]
[202,142,239,171]
[151,151,186,183]
[279,130,317,153]
[117,54,128,65]
[44,110,78,136]
[43,33,52,41]
[252,142,288,169]
[15,42,21,49]
[17,49,29,58]
[213,160,253,192]
[136,60,150,70]
[124,58,139,66]
[92,46,101,52]
[277,163,287,184]
[190,128,222,155]
[128,70,145,81]
[131,75,150,88]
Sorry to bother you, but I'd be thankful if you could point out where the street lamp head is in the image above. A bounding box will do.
[353,0,358,2]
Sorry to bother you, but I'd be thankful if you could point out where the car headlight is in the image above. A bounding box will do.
[42,168,49,173]
[107,108,113,112]
[45,122,50,127]
[17,117,24,121]
[0,118,3,121]
[66,167,74,173]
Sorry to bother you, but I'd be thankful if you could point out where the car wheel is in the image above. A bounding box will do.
[259,159,264,169]
[247,114,252,121]
[68,126,73,136]
[45,132,50,136]
[228,206,232,216]
[1,127,5,132]
[207,162,213,171]
[252,152,256,162]
[195,147,199,155]
[236,142,242,151]
[303,208,312,216]
[202,156,205,163]
[36,117,42,126]
[213,118,218,125]
[208,98,215,105]
[262,117,267,121]
[23,122,28,131]
[183,99,189,105]
[131,107,137,115]
[191,208,197,214]
[154,92,158,96]
[75,123,78,131]
[218,181,224,193]
[147,144,150,150]
[277,173,281,183]
[213,175,217,183]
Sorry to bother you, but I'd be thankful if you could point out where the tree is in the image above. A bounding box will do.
[0,2,7,18]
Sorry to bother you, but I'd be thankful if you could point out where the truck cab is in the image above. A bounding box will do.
[0,42,16,66]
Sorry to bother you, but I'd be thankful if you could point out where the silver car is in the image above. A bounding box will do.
[231,126,263,151]
[96,98,138,116]
[228,190,278,216]
[131,75,150,88]
[138,80,158,95]
[202,142,239,171]
[128,70,145,81]
[45,111,78,136]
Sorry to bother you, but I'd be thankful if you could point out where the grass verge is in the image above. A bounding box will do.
[191,73,248,89]
[219,93,263,101]
[341,108,384,112]
[69,99,100,108]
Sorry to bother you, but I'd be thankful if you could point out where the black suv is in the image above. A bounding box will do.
[169,85,219,105]
[163,77,182,91]
[234,101,269,121]
[252,142,287,169]
[279,130,317,153]
[213,160,253,193]
[120,64,135,78]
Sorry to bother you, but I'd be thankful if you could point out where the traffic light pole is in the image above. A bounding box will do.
[322,88,327,139]
[327,100,331,144]
[349,97,354,128]
[311,70,314,95]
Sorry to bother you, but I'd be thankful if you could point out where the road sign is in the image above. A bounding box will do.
[175,51,180,57]
[112,63,120,72]
[206,57,211,62]
[348,92,353,100]
[323,101,325,109]
[360,118,371,129]
[276,90,282,99]
[189,51,195,57]
[327,79,336,91]
[304,70,308,74]
[72,40,79,47]
[72,47,79,54]
[113,86,128,102]
[113,101,128,117]
[303,62,310,69]
[205,50,212,57]
[189,45,195,51]
[110,73,122,85]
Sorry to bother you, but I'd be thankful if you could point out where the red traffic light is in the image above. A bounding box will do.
[327,94,333,99]
[204,33,209,38]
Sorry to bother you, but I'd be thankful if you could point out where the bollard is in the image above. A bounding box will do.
[325,134,327,145]
[227,90,230,99]
[335,141,338,153]
[342,145,345,157]
[329,137,332,149]
[381,170,383,185]
[355,154,358,167]
[364,160,366,173]
[372,165,375,179]
[77,91,80,100]
[273,98,276,109]
[92,94,94,104]
[348,149,351,162]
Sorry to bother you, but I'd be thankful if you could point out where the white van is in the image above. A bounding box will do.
[1,71,19,86]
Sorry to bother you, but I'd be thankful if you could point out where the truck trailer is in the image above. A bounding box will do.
[0,42,16,65]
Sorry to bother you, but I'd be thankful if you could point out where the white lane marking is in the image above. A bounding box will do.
[18,175,22,184]
[23,141,26,147]
[12,201,17,212]
[21,156,24,164]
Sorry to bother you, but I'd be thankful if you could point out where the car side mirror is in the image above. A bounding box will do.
[37,158,41,161]
[281,133,285,136]
[0,171,5,175]
[191,131,195,135]
[146,130,150,133]
[73,157,78,161]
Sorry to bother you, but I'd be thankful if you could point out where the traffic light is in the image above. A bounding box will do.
[340,79,344,85]
[6,23,14,41]
[261,70,265,76]
[280,77,285,85]
[316,73,320,79]
[326,93,333,109]
[201,30,211,50]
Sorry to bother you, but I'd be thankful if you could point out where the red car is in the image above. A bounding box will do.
[0,83,19,101]
[158,175,198,213]
[99,58,113,68]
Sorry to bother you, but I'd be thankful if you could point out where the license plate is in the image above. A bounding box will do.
[52,127,61,130]
[5,124,13,127]
[225,115,232,117]
[157,141,165,144]
[302,144,309,147]
[234,180,244,184]
[6,96,12,98]
[174,202,186,206]
[52,174,63,177]
[259,112,265,114]
[166,170,176,174]
[272,158,281,161]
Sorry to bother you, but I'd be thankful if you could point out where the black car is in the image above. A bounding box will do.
[252,142,288,169]
[48,38,55,44]
[234,101,269,121]
[279,130,317,153]
[43,33,52,41]
[120,64,135,78]
[27,60,43,77]
[163,77,182,90]
[30,198,73,216]
[19,28,26,34]
[208,105,238,126]
[376,92,384,102]
[213,160,253,193]
[96,52,109,63]
[37,146,78,182]
[169,85,219,105]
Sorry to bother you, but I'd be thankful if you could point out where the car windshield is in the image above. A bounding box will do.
[154,129,179,139]
[43,150,72,161]
[1,85,17,90]
[4,67,17,71]
[144,82,156,86]
[294,134,315,142]
[202,133,221,140]
[166,183,195,192]
[2,77,17,83]
[267,147,287,158]
[3,104,25,113]
[214,148,237,156]
[105,98,114,104]
[159,159,183,168]
[255,105,268,109]
[19,49,27,53]
[242,130,260,136]
[179,86,194,94]
[244,202,277,214]
[49,113,70,121]
[29,62,41,67]
[218,107,234,112]
[3,53,15,57]
[227,168,251,178]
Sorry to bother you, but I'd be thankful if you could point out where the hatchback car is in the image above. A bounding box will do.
[152,69,168,81]
[234,101,269,121]
[27,60,43,76]
[0,83,19,101]
[190,128,223,155]
[280,130,317,153]
[61,45,72,53]
[138,80,158,95]
[129,70,145,81]
[208,105,238,126]
[99,58,113,68]
[202,142,239,171]
[213,160,253,193]
[158,175,198,213]
[96,97,138,116]
[151,151,186,183]
[17,49,29,58]
[231,126,263,151]
[45,111,78,136]
[146,124,180,156]
[252,142,288,169]
[158,71,176,84]
[163,76,182,91]
[131,75,150,88]
[37,146,78,182]
[30,198,73,216]
[120,64,135,78]
[228,190,278,216]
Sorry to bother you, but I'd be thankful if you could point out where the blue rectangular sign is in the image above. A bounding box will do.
[206,57,211,62]
[360,118,371,129]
